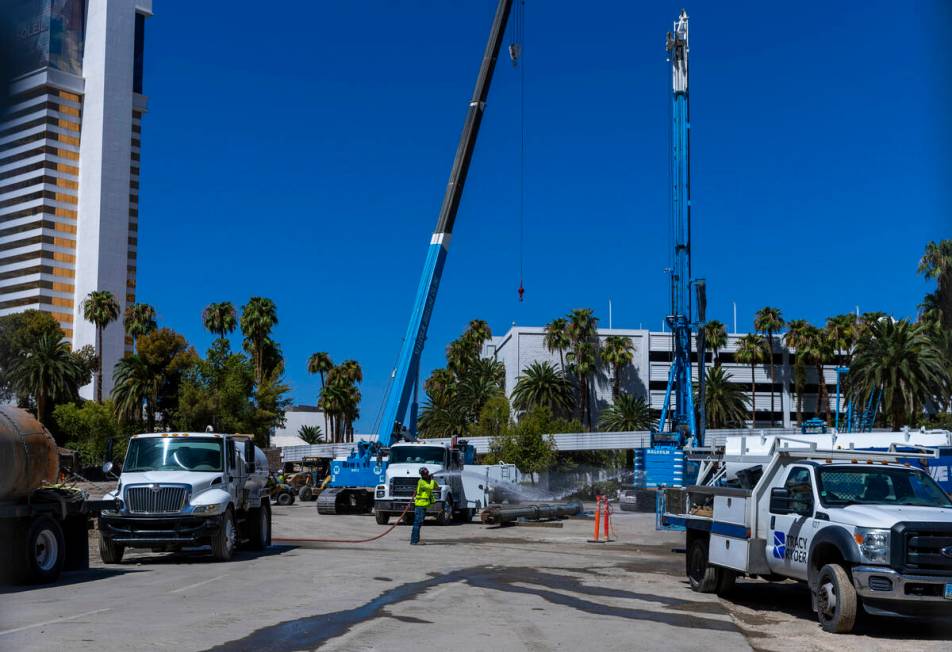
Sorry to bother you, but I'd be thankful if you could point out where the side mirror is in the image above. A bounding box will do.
[244,440,256,474]
[102,461,114,475]
[769,487,792,515]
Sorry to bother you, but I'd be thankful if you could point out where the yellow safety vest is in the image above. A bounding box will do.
[414,478,438,508]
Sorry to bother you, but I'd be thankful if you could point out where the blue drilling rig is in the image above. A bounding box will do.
[657,10,703,449]
[318,0,514,515]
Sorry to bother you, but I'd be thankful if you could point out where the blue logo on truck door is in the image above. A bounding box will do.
[772,531,785,559]
[773,530,808,562]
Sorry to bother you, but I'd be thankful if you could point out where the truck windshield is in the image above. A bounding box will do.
[817,467,952,508]
[389,446,445,465]
[124,438,224,472]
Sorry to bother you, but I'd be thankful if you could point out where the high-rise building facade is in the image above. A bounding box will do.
[1,0,152,397]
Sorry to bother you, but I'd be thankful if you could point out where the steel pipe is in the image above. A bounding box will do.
[480,501,583,525]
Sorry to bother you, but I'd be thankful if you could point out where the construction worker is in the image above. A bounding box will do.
[410,467,438,545]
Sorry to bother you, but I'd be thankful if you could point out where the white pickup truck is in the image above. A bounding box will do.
[99,432,271,563]
[373,439,516,525]
[663,435,952,633]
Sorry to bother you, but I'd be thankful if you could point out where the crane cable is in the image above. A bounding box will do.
[510,0,526,302]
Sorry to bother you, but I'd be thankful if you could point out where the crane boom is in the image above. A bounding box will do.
[376,0,514,445]
[658,10,697,446]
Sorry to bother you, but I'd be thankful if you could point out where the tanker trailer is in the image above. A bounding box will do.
[0,406,117,583]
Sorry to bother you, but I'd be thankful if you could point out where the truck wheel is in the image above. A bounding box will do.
[436,499,453,526]
[211,509,237,561]
[686,537,719,593]
[99,534,125,564]
[20,516,65,583]
[375,510,390,525]
[715,568,736,596]
[299,486,313,501]
[247,502,271,551]
[815,564,857,634]
[277,492,293,506]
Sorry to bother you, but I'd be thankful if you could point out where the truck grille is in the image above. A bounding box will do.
[390,477,417,498]
[125,486,188,514]
[893,522,952,575]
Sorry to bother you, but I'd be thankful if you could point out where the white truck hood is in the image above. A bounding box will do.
[832,504,952,528]
[108,471,222,498]
[388,463,442,478]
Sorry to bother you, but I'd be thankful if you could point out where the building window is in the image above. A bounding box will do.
[133,13,145,94]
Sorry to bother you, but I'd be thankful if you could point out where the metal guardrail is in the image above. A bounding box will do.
[280,428,813,461]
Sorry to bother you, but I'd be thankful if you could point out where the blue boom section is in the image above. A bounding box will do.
[379,239,448,444]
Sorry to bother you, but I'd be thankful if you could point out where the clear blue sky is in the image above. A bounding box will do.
[137,1,951,429]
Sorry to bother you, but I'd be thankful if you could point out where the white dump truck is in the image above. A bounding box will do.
[663,433,952,633]
[98,431,271,562]
[373,438,517,525]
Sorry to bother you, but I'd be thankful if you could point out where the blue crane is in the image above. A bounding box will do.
[318,0,515,515]
[657,10,700,449]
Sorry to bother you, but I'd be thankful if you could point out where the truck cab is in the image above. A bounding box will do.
[99,432,271,563]
[373,439,486,525]
[666,434,952,634]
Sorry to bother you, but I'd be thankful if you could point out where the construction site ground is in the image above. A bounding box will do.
[2,501,951,652]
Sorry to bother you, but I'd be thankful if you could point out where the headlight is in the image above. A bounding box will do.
[855,527,890,564]
[192,504,220,514]
[376,490,385,498]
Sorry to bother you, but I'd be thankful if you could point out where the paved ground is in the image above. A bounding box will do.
[2,502,951,651]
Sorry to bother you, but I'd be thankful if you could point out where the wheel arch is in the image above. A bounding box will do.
[808,526,860,587]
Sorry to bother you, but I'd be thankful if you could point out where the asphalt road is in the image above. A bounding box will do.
[1,504,951,651]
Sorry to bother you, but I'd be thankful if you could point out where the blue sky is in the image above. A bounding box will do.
[137,1,950,429]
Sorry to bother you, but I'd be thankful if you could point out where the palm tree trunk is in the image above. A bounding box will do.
[612,363,620,399]
[750,363,756,426]
[96,326,103,402]
[815,362,827,422]
[36,389,47,426]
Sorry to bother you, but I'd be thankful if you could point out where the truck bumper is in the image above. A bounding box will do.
[852,566,952,617]
[99,514,222,547]
[375,499,444,515]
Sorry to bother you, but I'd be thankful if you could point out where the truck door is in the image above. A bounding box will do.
[226,439,241,498]
[766,466,817,580]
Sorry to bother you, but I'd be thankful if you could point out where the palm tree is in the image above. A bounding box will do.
[543,318,570,370]
[826,313,858,365]
[598,393,653,432]
[566,308,599,430]
[703,320,728,367]
[298,424,323,444]
[10,333,84,425]
[754,307,784,425]
[465,319,492,348]
[239,297,278,385]
[700,366,750,429]
[202,302,237,342]
[849,319,949,429]
[306,351,334,436]
[601,335,635,398]
[82,290,120,402]
[124,303,156,352]
[918,239,952,330]
[783,319,812,425]
[734,333,765,426]
[511,361,574,416]
[798,325,834,423]
[112,354,160,431]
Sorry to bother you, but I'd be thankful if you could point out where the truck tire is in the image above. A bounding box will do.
[436,498,453,526]
[686,537,719,593]
[276,492,293,506]
[211,509,237,562]
[246,502,271,551]
[23,516,65,583]
[375,510,390,525]
[99,534,125,564]
[299,486,313,501]
[715,568,736,596]
[815,563,857,634]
